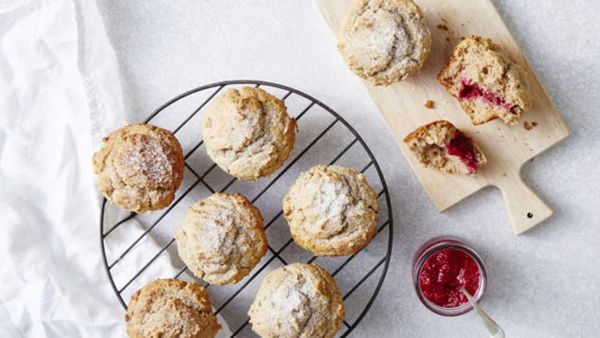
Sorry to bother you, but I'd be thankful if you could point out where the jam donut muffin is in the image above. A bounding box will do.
[438,36,531,125]
[125,279,220,338]
[337,0,432,86]
[92,124,184,212]
[404,120,487,175]
[248,263,344,338]
[283,165,378,256]
[175,193,267,285]
[202,87,296,180]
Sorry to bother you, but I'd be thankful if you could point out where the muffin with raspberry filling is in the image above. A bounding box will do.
[404,120,486,175]
[438,36,531,125]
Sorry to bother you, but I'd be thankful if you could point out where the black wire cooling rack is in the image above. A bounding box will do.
[100,80,393,337]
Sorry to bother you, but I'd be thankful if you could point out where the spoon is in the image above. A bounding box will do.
[459,287,505,338]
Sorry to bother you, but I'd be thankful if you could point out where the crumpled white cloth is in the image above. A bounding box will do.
[1,0,135,336]
[0,1,233,336]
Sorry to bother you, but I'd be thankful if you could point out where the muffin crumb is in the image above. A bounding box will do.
[524,121,538,130]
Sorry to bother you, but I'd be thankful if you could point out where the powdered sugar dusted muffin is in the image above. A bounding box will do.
[175,193,267,285]
[248,263,344,338]
[93,124,184,212]
[125,279,220,338]
[202,87,296,180]
[283,165,378,256]
[337,0,432,86]
[438,36,531,125]
[404,120,487,175]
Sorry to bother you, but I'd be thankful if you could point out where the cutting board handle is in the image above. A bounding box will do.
[496,171,553,235]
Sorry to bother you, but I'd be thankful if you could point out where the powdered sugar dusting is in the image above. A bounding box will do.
[118,135,173,187]
[301,179,351,238]
[196,212,236,257]
[347,8,397,74]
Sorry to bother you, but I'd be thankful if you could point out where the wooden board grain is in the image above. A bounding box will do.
[315,0,569,234]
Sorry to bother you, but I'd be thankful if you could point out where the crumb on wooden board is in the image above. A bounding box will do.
[524,121,539,131]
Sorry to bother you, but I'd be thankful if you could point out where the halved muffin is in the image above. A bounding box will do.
[438,36,530,125]
[404,120,486,175]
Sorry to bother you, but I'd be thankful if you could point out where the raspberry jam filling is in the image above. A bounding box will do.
[418,248,481,308]
[445,131,479,173]
[458,79,515,112]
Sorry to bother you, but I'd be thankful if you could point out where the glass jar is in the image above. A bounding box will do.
[412,236,487,316]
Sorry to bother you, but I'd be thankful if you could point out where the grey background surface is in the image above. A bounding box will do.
[98,1,600,337]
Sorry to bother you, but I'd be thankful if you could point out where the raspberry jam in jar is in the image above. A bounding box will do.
[413,237,487,316]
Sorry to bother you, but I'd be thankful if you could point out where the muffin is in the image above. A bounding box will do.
[404,120,487,175]
[283,165,379,256]
[175,193,267,285]
[125,279,220,338]
[438,36,531,125]
[248,263,344,338]
[202,87,297,180]
[337,0,432,86]
[92,124,184,212]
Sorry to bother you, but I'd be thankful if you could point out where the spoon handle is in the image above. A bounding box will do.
[460,288,505,338]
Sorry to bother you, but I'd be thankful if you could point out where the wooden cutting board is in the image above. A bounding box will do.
[315,0,569,234]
